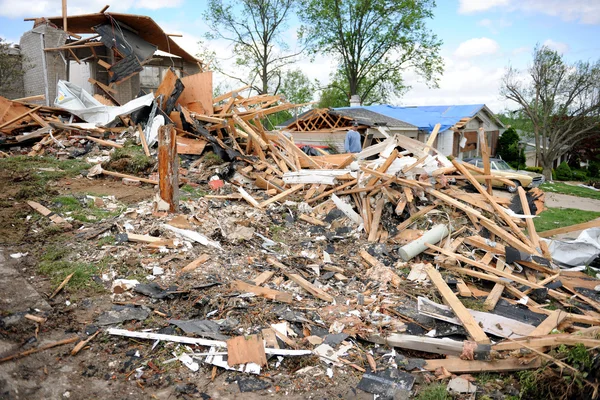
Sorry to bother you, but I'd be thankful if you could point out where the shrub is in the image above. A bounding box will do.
[571,169,589,182]
[555,162,573,181]
[525,166,543,173]
[589,161,600,178]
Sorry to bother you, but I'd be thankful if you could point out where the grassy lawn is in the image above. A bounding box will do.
[540,182,600,201]
[534,207,600,232]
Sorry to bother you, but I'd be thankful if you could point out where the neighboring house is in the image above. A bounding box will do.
[277,108,417,153]
[13,12,202,106]
[344,104,505,158]
[521,141,569,169]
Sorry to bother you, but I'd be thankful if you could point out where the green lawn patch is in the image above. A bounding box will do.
[37,245,107,290]
[541,181,600,201]
[534,207,600,232]
[53,195,124,223]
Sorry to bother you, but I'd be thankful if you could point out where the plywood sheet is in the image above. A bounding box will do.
[177,71,213,115]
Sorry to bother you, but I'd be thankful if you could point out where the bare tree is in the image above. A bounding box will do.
[0,38,24,98]
[501,45,600,180]
[204,0,302,95]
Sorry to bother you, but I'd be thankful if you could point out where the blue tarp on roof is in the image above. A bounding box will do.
[336,104,486,133]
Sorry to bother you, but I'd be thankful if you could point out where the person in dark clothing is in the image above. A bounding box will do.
[344,122,361,153]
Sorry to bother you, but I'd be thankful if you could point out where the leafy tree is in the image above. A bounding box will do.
[497,127,525,168]
[501,45,600,180]
[204,0,302,95]
[0,38,24,98]
[300,0,443,104]
[279,69,315,107]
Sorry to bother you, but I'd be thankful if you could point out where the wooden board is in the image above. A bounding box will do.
[285,273,334,302]
[177,71,214,115]
[176,137,207,155]
[424,357,541,373]
[233,280,292,303]
[528,310,567,336]
[425,265,490,343]
[226,334,267,366]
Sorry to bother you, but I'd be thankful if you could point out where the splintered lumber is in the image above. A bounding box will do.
[452,159,536,253]
[517,186,540,249]
[492,334,600,351]
[233,280,292,303]
[367,333,490,357]
[238,187,262,208]
[393,204,437,236]
[299,214,326,226]
[71,331,100,356]
[252,271,275,286]
[232,115,268,149]
[259,184,303,208]
[180,254,210,274]
[537,219,600,238]
[455,279,472,297]
[424,357,541,373]
[478,127,493,195]
[368,197,385,242]
[285,273,334,302]
[137,125,151,156]
[528,310,567,336]
[483,259,506,311]
[227,334,267,367]
[366,149,399,186]
[49,272,74,299]
[101,169,158,185]
[126,233,162,243]
[0,105,41,130]
[0,336,79,363]
[85,136,123,148]
[425,265,490,343]
[158,125,179,213]
[427,243,547,290]
[26,201,72,229]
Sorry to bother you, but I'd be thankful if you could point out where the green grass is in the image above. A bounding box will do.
[180,184,208,200]
[541,181,600,201]
[108,142,155,174]
[37,245,106,290]
[0,156,89,199]
[414,383,451,400]
[460,298,487,311]
[53,195,123,223]
[533,207,600,232]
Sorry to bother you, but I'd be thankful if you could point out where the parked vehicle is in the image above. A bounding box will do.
[462,157,545,193]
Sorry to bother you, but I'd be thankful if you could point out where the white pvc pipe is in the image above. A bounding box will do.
[398,224,449,261]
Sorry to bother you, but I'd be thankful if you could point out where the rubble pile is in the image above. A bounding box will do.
[2,50,600,400]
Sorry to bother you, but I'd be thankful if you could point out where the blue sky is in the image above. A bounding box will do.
[1,0,599,112]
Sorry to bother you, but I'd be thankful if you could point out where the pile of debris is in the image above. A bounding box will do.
[2,60,600,399]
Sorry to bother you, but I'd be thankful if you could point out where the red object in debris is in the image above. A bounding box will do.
[208,179,224,190]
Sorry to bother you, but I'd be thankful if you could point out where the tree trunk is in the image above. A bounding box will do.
[542,164,553,181]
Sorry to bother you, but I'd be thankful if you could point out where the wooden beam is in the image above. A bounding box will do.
[528,310,567,336]
[158,125,179,212]
[233,280,292,303]
[483,259,506,311]
[259,184,303,208]
[368,197,385,242]
[424,357,541,373]
[478,127,493,195]
[518,186,540,249]
[425,265,490,343]
[538,219,600,238]
[0,106,41,130]
[285,273,334,302]
[62,0,68,32]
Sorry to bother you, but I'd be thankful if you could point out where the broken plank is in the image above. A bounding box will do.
[424,357,541,373]
[180,254,210,274]
[85,136,123,148]
[518,186,540,249]
[252,271,275,286]
[285,273,334,302]
[425,265,490,343]
[237,187,262,208]
[233,280,292,303]
[537,219,600,238]
[299,214,326,226]
[26,200,72,229]
[483,259,507,311]
[368,197,385,242]
[258,184,303,208]
[528,310,567,337]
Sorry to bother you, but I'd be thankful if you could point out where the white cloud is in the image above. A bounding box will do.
[0,0,181,19]
[543,39,570,54]
[459,0,600,25]
[458,0,510,14]
[454,37,500,58]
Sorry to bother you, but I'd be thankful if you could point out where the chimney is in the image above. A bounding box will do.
[350,94,361,107]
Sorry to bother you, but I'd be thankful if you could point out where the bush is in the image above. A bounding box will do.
[571,169,589,181]
[555,162,573,181]
[525,166,543,173]
[589,161,600,178]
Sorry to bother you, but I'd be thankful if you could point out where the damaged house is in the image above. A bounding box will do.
[279,104,504,158]
[15,7,203,106]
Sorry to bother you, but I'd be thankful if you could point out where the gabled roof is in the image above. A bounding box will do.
[278,108,416,130]
[337,104,504,133]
